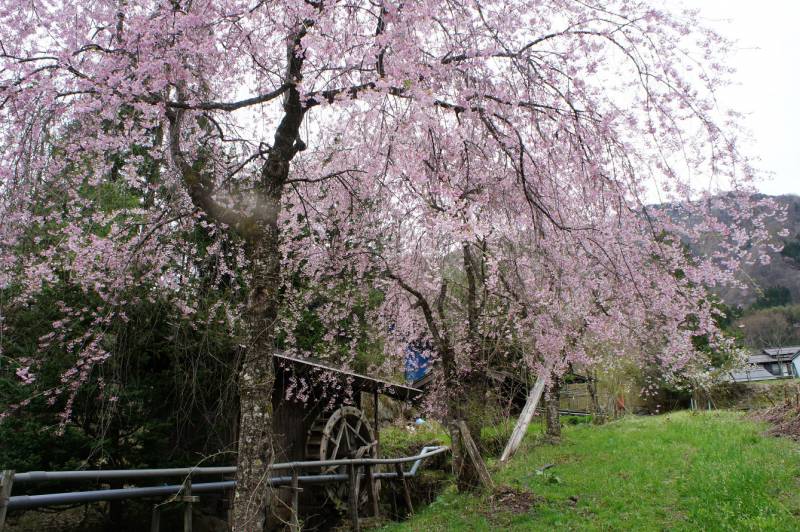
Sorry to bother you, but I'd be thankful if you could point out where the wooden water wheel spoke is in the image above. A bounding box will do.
[343,420,353,452]
[329,422,347,462]
[343,420,358,447]
[305,405,379,508]
[350,422,371,446]
[352,417,368,445]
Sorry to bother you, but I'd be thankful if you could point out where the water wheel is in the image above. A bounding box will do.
[305,405,378,507]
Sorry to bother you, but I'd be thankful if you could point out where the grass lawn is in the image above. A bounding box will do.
[379,411,800,531]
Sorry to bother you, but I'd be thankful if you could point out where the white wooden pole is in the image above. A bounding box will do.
[499,374,549,463]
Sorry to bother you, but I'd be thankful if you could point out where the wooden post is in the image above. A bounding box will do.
[366,465,380,518]
[389,488,398,520]
[348,464,360,532]
[150,507,161,532]
[500,372,549,463]
[456,421,493,488]
[373,388,380,456]
[348,465,361,531]
[289,469,301,532]
[393,463,413,516]
[183,478,193,532]
[0,470,14,532]
[372,390,381,522]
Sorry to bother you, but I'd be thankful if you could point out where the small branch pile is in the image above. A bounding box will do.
[750,397,800,441]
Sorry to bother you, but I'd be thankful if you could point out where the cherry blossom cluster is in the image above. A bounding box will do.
[0,1,777,421]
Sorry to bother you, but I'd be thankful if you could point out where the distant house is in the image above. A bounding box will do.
[727,346,800,383]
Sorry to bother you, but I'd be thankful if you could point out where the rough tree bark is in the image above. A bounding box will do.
[230,210,282,531]
[168,26,308,529]
[446,388,484,491]
[446,396,490,489]
[544,374,561,442]
[445,278,491,486]
[460,242,487,455]
[390,272,490,491]
[230,48,307,529]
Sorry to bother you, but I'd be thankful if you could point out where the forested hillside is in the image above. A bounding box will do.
[665,194,800,308]
[720,194,800,307]
[662,193,800,348]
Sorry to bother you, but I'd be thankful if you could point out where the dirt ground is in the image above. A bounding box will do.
[484,485,539,515]
[749,401,800,441]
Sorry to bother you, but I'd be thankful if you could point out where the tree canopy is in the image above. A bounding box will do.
[0,1,779,529]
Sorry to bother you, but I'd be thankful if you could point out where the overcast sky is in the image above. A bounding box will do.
[693,0,800,196]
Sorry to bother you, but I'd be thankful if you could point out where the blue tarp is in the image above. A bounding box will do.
[404,344,430,382]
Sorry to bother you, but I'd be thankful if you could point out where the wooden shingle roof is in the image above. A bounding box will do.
[274,352,423,402]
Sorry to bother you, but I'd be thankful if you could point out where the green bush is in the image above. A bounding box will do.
[380,421,450,458]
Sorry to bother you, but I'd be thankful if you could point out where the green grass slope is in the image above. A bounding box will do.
[380,411,800,531]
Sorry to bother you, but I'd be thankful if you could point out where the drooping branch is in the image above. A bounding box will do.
[387,271,450,358]
[165,84,292,112]
[165,105,251,232]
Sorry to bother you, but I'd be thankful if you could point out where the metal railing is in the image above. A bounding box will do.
[0,445,448,532]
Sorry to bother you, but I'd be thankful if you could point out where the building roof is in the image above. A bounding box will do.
[727,365,781,383]
[762,346,800,359]
[274,352,423,402]
[728,345,800,383]
[748,354,778,364]
[745,346,800,366]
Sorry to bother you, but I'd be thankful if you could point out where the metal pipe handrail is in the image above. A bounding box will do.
[8,481,236,510]
[5,446,449,511]
[12,467,236,484]
[11,446,449,484]
[271,445,448,469]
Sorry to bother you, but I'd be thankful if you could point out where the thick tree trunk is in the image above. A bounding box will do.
[393,248,492,492]
[448,422,489,490]
[447,406,484,491]
[544,374,561,442]
[167,24,306,529]
[443,358,488,491]
[463,375,487,453]
[229,27,306,529]
[230,219,282,532]
[451,242,490,486]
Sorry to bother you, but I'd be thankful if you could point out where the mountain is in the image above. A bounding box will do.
[677,194,800,308]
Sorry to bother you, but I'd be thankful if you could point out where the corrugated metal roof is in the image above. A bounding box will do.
[727,366,781,382]
[745,347,800,364]
[748,354,776,364]
[763,346,800,359]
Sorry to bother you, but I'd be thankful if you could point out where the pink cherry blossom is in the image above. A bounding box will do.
[0,0,779,526]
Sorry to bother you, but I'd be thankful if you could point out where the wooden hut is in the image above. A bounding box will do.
[267,352,421,528]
